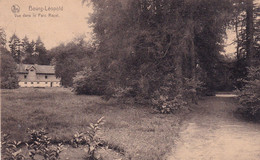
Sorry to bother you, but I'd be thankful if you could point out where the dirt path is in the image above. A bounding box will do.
[167,96,260,160]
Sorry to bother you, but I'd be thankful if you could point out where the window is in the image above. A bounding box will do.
[30,69,34,72]
[24,82,27,84]
[37,82,40,84]
[45,82,48,84]
[24,75,27,79]
[31,82,33,84]
[45,75,48,79]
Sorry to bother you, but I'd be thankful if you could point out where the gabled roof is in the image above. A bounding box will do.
[17,64,56,74]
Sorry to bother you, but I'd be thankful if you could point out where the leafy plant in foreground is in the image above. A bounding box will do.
[26,128,63,160]
[1,133,25,160]
[71,131,86,148]
[71,117,105,160]
[85,117,105,160]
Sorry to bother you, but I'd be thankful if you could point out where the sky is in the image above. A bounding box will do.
[223,0,260,57]
[0,0,93,49]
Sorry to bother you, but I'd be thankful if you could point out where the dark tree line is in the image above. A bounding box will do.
[72,0,260,114]
[232,0,260,120]
[231,0,259,88]
[72,0,236,111]
[8,34,50,65]
[49,36,95,87]
[0,28,19,89]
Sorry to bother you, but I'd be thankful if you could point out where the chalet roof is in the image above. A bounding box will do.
[17,64,56,74]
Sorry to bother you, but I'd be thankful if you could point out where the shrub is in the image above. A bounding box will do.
[183,78,204,104]
[237,66,260,120]
[151,74,202,114]
[151,76,182,113]
[152,93,188,114]
[73,67,107,95]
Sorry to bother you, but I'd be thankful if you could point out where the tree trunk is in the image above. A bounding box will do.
[246,0,254,66]
[190,22,196,80]
[175,51,183,94]
[235,15,240,60]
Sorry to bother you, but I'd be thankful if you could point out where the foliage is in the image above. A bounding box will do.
[73,66,107,95]
[71,131,86,148]
[237,66,260,119]
[26,128,64,160]
[1,129,63,160]
[7,34,50,64]
[1,48,19,89]
[152,93,188,114]
[2,116,105,160]
[85,117,105,160]
[35,37,50,65]
[183,78,205,103]
[1,134,25,160]
[110,87,135,100]
[71,117,105,160]
[50,39,94,87]
[150,74,189,113]
[9,33,21,63]
[231,0,259,88]
[21,36,37,64]
[0,27,7,47]
[83,0,234,105]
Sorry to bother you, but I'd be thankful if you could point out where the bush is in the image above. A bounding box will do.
[1,48,19,89]
[237,66,260,120]
[152,93,188,114]
[151,74,191,114]
[73,67,107,95]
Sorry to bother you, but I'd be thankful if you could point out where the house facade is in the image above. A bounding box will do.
[17,64,61,87]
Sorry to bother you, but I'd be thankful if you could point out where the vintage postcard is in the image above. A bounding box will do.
[1,0,260,159]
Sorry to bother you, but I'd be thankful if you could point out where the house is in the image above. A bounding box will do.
[17,64,61,87]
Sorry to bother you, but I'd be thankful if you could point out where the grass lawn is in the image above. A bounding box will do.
[1,88,182,160]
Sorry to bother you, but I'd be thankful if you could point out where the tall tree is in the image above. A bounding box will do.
[245,0,254,65]
[51,38,94,87]
[86,0,233,100]
[35,37,50,65]
[1,29,19,89]
[230,0,259,88]
[21,37,38,64]
[9,34,22,63]
[0,27,6,47]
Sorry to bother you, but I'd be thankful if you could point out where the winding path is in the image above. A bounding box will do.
[168,96,260,160]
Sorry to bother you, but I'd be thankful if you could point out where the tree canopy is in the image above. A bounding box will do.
[50,37,95,87]
[1,29,19,89]
[8,34,50,65]
[80,0,234,101]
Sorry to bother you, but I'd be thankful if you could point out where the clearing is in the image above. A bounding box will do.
[1,88,182,160]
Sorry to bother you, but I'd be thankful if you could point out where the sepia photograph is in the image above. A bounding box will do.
[0,0,260,159]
